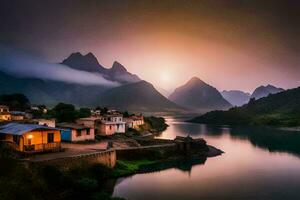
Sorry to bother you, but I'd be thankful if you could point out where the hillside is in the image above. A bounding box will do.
[99,81,185,112]
[188,87,300,126]
[251,85,284,99]
[0,71,109,107]
[221,90,250,106]
[169,77,232,112]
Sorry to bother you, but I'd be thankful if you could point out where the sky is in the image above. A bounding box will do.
[0,0,299,93]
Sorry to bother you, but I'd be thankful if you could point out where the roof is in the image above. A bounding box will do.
[56,123,88,130]
[100,120,126,125]
[0,123,59,136]
[77,117,100,121]
[10,111,26,116]
[0,112,11,115]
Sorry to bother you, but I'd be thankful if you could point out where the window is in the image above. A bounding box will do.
[76,129,82,137]
[86,128,90,135]
[13,135,20,144]
[109,125,112,130]
[47,133,54,143]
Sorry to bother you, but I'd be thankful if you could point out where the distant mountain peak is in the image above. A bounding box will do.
[99,80,184,112]
[221,90,251,107]
[169,77,232,111]
[111,61,127,73]
[61,52,141,84]
[251,84,284,99]
[84,52,98,61]
[62,52,103,72]
[187,77,205,85]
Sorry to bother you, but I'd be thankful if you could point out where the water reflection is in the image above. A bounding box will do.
[158,117,300,157]
[113,117,300,200]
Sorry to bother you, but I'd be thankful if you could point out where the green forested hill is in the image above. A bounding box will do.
[189,87,300,126]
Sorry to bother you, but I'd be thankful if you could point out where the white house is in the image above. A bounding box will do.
[99,114,126,135]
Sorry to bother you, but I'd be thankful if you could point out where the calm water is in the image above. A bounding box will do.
[113,117,300,200]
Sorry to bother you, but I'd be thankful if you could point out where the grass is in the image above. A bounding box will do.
[112,159,157,177]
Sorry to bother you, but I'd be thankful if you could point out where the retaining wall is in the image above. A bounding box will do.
[29,150,116,169]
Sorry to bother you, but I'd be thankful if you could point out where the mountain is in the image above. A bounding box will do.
[156,87,172,98]
[62,52,140,83]
[0,70,109,107]
[169,77,232,112]
[251,84,284,100]
[221,90,250,106]
[0,51,146,107]
[188,86,300,126]
[99,81,185,112]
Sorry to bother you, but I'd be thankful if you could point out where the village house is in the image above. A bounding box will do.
[76,117,98,135]
[31,105,48,114]
[0,105,11,121]
[57,123,94,142]
[91,109,101,117]
[10,111,25,121]
[99,113,126,135]
[0,123,61,153]
[124,115,144,129]
[77,114,126,136]
[33,118,56,127]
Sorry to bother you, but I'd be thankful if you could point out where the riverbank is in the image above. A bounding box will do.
[112,144,223,178]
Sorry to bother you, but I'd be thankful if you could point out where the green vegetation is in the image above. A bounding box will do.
[50,103,78,122]
[112,160,156,177]
[48,103,92,122]
[140,116,169,132]
[78,107,92,118]
[0,93,30,111]
[189,87,300,126]
[0,143,124,200]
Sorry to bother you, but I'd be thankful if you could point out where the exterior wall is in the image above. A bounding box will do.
[11,115,24,121]
[30,150,117,169]
[99,124,117,135]
[76,119,97,136]
[0,106,9,112]
[61,129,72,141]
[0,130,61,152]
[115,123,126,133]
[22,130,61,152]
[126,122,133,129]
[61,128,95,142]
[76,119,95,128]
[71,128,95,142]
[132,119,144,129]
[0,114,11,121]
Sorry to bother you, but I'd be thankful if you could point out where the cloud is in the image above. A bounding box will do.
[0,45,120,87]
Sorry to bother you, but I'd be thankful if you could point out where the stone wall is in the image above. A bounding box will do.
[116,144,178,160]
[29,150,116,169]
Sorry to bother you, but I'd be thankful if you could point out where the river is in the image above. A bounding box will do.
[112,116,300,200]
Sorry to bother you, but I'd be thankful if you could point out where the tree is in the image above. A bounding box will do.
[78,108,91,118]
[123,111,129,118]
[100,107,108,115]
[0,93,30,111]
[51,103,77,122]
